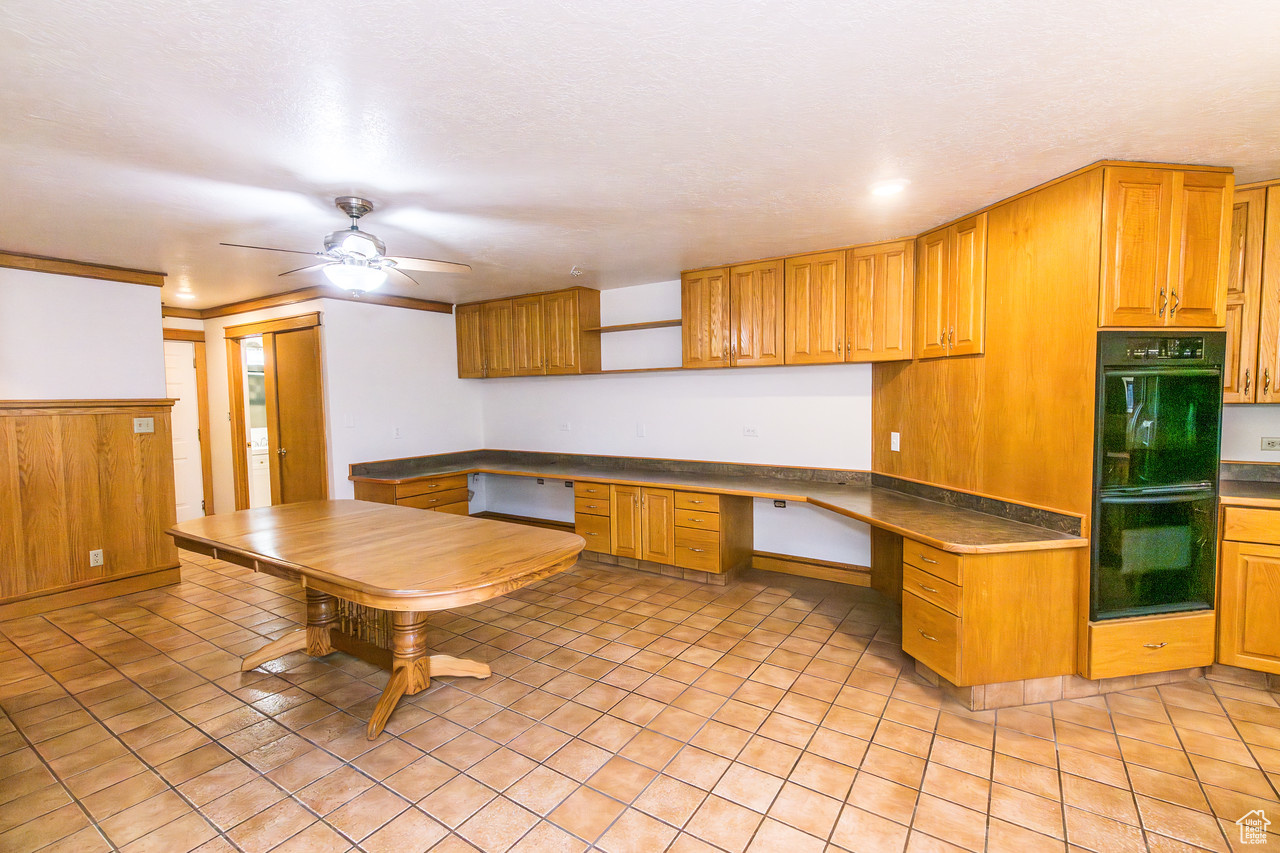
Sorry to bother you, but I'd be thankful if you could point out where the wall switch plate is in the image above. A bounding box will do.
[773,500,787,508]
[393,426,403,439]
[559,422,571,431]
[890,431,901,452]
[636,423,646,438]
[89,549,103,567]
[743,426,759,438]
[1263,437,1280,451]
[133,417,154,434]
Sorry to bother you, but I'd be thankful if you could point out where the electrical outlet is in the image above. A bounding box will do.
[89,549,103,567]
[393,426,403,439]
[743,426,759,438]
[890,431,901,452]
[559,422,572,432]
[133,417,154,434]
[1263,437,1280,451]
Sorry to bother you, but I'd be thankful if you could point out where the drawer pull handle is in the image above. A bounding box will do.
[919,554,939,565]
[587,532,598,536]
[690,500,705,504]
[918,582,938,593]
[918,629,938,642]
[689,548,706,553]
[1143,642,1168,649]
[427,484,439,489]
[689,517,704,522]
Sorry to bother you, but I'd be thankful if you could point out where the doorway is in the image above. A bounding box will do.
[162,330,213,521]
[225,313,329,510]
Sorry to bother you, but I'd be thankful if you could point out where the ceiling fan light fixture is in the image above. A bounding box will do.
[323,259,387,293]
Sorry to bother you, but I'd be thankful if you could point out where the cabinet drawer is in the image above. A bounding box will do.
[433,502,469,516]
[903,564,960,616]
[903,538,962,584]
[1087,611,1215,679]
[675,508,720,532]
[1223,507,1280,546]
[575,513,611,553]
[574,481,610,499]
[902,592,961,684]
[574,496,611,517]
[675,492,720,512]
[396,475,467,500]
[675,527,720,572]
[399,488,468,510]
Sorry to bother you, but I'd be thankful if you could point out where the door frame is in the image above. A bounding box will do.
[162,328,214,516]
[224,312,325,510]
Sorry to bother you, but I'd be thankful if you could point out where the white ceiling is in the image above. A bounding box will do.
[3,0,1280,308]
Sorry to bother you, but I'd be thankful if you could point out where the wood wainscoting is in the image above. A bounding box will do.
[0,399,181,619]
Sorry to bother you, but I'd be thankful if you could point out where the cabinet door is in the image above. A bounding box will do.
[543,290,581,375]
[1258,186,1280,403]
[481,299,515,377]
[947,215,986,356]
[455,303,485,378]
[730,260,785,366]
[1100,167,1174,327]
[915,229,949,359]
[511,295,546,376]
[1169,171,1231,328]
[846,241,914,362]
[611,485,641,559]
[1218,540,1280,674]
[1224,187,1266,402]
[682,269,731,368]
[784,251,845,364]
[639,488,675,564]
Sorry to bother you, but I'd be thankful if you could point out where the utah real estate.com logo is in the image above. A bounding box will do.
[1237,809,1271,845]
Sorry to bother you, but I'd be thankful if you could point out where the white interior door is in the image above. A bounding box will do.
[164,340,205,521]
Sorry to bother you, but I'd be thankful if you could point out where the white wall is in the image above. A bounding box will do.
[1,268,164,398]
[1222,406,1280,463]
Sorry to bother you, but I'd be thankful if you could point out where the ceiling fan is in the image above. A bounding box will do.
[221,196,471,294]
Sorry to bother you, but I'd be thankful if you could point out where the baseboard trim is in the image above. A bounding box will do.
[0,566,181,621]
[470,511,575,534]
[751,551,870,586]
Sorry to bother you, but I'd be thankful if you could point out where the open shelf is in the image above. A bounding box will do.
[583,319,681,333]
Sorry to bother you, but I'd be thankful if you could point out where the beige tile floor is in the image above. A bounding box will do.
[1,551,1279,852]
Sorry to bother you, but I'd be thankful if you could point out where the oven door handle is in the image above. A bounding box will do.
[1098,490,1215,505]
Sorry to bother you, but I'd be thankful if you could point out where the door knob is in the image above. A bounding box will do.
[277,447,287,456]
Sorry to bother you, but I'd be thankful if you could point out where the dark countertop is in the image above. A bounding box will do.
[1220,479,1280,508]
[352,458,1086,555]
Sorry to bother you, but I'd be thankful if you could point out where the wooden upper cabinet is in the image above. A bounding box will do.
[784,251,845,364]
[730,260,785,366]
[1224,187,1266,402]
[511,295,546,376]
[1260,186,1280,403]
[543,288,601,375]
[481,299,515,378]
[1099,166,1231,328]
[682,268,731,368]
[846,241,914,362]
[914,215,986,359]
[455,303,485,378]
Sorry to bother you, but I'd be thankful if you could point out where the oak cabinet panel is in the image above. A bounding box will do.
[914,215,986,359]
[611,485,641,559]
[1218,506,1280,674]
[730,260,786,366]
[576,512,612,554]
[455,304,485,378]
[1086,611,1215,679]
[1224,187,1266,402]
[511,295,545,376]
[639,488,676,564]
[1259,186,1280,403]
[682,268,731,368]
[846,240,914,362]
[544,288,600,375]
[1099,166,1230,328]
[784,251,846,364]
[481,299,515,378]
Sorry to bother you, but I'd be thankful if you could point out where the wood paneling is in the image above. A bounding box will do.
[0,250,165,287]
[1224,187,1266,402]
[511,295,546,376]
[846,241,913,362]
[682,268,731,368]
[750,552,871,586]
[784,251,845,364]
[455,304,485,378]
[1260,186,1280,403]
[162,328,205,343]
[730,260,785,366]
[0,402,179,607]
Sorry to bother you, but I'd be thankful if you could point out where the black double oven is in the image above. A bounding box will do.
[1090,331,1225,621]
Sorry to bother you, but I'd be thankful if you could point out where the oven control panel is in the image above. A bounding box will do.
[1124,337,1205,360]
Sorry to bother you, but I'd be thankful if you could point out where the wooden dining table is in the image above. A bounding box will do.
[167,500,585,738]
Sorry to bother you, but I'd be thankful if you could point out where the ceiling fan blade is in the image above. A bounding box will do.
[388,256,472,274]
[279,262,332,277]
[220,242,322,257]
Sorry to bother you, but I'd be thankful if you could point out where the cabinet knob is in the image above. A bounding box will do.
[1142,642,1167,649]
[918,629,938,642]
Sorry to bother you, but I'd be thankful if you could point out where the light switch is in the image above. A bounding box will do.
[890,432,900,452]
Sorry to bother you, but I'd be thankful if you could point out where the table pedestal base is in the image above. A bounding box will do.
[240,590,492,738]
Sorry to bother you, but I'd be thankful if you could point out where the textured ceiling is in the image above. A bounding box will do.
[2,0,1279,308]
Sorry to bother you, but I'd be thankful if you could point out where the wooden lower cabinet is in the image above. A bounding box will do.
[639,489,676,564]
[575,481,612,554]
[607,485,751,573]
[1218,505,1280,674]
[353,474,469,515]
[899,538,1076,686]
[1085,611,1215,679]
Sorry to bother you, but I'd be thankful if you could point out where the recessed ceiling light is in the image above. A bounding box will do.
[871,179,910,197]
[174,291,196,301]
